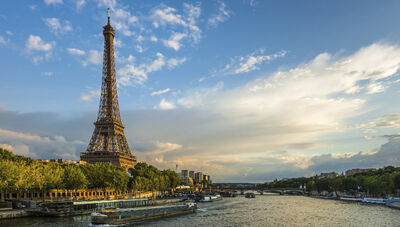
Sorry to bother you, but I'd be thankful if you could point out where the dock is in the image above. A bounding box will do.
[0,210,30,219]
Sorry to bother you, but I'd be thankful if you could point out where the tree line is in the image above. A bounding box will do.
[0,148,180,194]
[262,166,400,197]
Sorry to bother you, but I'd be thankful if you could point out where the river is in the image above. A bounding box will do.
[1,195,400,226]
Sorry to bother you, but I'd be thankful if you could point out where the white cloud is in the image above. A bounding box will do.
[44,0,63,5]
[116,54,134,63]
[114,38,123,48]
[76,0,86,10]
[118,53,186,86]
[150,141,182,154]
[167,57,187,69]
[152,3,201,46]
[162,32,187,51]
[6,31,12,35]
[223,50,286,75]
[171,43,400,168]
[151,5,187,27]
[156,98,176,110]
[208,1,231,27]
[111,8,138,36]
[151,88,170,96]
[356,114,400,129]
[0,127,85,160]
[67,48,86,56]
[79,89,100,101]
[0,36,6,45]
[29,5,37,10]
[234,51,286,74]
[0,144,31,157]
[83,50,102,66]
[145,52,166,72]
[43,72,53,77]
[183,3,201,43]
[94,0,116,9]
[0,144,13,151]
[150,36,158,42]
[44,18,72,35]
[178,82,224,108]
[135,45,144,53]
[136,35,145,42]
[118,64,148,86]
[26,35,54,52]
[0,128,51,143]
[366,82,385,94]
[202,50,286,81]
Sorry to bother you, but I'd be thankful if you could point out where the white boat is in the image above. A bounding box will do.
[199,195,222,202]
[339,196,362,202]
[386,198,400,209]
[361,197,387,204]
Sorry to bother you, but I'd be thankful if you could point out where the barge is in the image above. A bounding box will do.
[91,202,197,225]
[28,198,151,216]
[245,192,255,198]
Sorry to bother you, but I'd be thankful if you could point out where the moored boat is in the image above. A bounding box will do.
[339,196,362,202]
[361,197,387,205]
[91,202,197,225]
[386,198,400,209]
[245,192,255,198]
[198,194,222,202]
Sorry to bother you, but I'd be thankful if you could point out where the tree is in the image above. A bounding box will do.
[62,165,88,190]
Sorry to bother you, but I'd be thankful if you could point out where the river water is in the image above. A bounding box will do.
[1,195,400,227]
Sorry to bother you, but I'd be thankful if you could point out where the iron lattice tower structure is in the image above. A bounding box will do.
[81,11,137,173]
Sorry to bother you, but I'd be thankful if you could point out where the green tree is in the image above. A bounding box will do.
[62,165,88,190]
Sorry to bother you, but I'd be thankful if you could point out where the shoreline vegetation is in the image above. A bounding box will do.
[262,166,400,198]
[0,148,180,200]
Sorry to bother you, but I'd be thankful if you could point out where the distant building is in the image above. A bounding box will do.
[203,175,210,181]
[181,170,189,179]
[189,170,195,179]
[195,172,203,183]
[39,159,81,164]
[345,168,375,176]
[317,172,339,179]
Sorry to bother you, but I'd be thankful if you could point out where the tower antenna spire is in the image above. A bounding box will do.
[107,8,110,24]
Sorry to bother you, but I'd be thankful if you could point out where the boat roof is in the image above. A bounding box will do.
[73,198,148,205]
[101,203,188,213]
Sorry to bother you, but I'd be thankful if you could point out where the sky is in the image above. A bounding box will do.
[1,0,400,182]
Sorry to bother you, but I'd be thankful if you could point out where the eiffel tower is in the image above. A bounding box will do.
[81,10,137,173]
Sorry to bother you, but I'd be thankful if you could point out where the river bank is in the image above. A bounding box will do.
[0,197,185,220]
[306,194,400,210]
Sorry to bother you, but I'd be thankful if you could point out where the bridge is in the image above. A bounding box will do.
[212,187,306,195]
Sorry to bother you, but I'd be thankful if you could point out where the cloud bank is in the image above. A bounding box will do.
[2,43,400,182]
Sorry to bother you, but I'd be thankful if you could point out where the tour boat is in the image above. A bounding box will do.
[386,198,400,209]
[245,192,255,198]
[361,197,387,205]
[199,194,222,202]
[91,202,197,225]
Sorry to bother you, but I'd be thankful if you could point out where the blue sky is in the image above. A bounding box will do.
[1,0,400,182]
